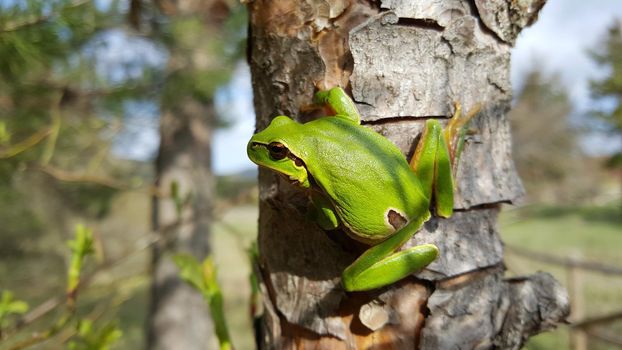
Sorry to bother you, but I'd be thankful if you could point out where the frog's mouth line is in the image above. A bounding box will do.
[283,153,308,186]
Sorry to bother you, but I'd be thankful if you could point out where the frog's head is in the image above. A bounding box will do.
[247,115,310,188]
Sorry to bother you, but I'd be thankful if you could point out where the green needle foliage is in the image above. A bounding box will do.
[174,254,233,350]
[590,20,622,169]
[2,224,102,349]
[0,0,160,219]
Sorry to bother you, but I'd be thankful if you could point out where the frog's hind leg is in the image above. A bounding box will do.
[409,119,453,218]
[341,213,438,292]
[408,103,480,218]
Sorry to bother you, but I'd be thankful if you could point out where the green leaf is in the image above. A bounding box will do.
[0,290,29,329]
[170,180,184,218]
[173,254,232,350]
[173,254,206,293]
[68,319,123,350]
[0,122,10,145]
[67,224,95,294]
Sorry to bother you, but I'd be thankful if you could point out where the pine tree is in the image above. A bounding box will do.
[590,20,622,169]
[510,69,595,203]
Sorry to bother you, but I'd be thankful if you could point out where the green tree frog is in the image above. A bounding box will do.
[247,87,477,292]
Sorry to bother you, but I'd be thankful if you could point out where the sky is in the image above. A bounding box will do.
[511,0,622,112]
[509,0,622,156]
[109,0,622,174]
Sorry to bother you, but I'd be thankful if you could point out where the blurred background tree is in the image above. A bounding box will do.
[132,0,247,348]
[509,68,600,203]
[589,20,622,171]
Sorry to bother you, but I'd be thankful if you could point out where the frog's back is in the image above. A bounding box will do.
[293,117,429,241]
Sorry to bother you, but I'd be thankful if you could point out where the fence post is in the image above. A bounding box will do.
[568,253,587,350]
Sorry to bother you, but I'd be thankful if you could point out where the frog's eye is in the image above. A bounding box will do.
[268,142,288,160]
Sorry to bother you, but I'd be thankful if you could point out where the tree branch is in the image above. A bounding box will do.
[0,128,52,159]
[0,0,91,33]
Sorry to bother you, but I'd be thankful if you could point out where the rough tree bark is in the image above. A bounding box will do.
[147,1,229,349]
[248,0,569,349]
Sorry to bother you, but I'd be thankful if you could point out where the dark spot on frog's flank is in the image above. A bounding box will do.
[387,209,407,230]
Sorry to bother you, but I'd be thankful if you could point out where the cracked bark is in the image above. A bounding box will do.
[248,0,569,348]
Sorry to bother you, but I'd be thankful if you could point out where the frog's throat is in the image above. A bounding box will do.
[281,149,311,188]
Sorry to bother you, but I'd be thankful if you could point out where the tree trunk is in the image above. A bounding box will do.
[146,1,229,349]
[248,1,569,349]
[147,99,216,350]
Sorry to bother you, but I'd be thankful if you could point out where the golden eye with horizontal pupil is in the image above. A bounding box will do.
[268,142,288,160]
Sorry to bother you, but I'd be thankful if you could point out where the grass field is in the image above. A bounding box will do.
[500,201,622,350]
[2,195,620,349]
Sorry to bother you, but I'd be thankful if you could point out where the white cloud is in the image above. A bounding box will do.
[512,0,622,111]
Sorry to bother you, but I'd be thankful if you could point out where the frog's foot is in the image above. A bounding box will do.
[342,243,438,292]
[444,101,481,167]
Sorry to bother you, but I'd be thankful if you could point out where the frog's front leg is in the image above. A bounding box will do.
[312,87,361,124]
[342,214,438,292]
[409,118,454,217]
[307,192,339,230]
